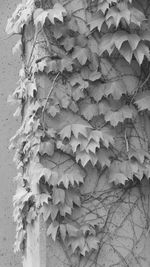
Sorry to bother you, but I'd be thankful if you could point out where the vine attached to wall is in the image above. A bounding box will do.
[6,0,150,265]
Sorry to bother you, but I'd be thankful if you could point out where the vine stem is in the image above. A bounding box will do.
[42,72,60,130]
[131,71,150,103]
[27,28,41,67]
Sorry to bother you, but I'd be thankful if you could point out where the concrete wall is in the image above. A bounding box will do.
[0,1,21,266]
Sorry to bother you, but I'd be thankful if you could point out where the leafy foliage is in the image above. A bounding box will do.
[7,0,150,262]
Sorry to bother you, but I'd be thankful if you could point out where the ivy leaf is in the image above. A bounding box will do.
[70,137,81,153]
[80,103,98,121]
[26,207,37,224]
[34,8,48,27]
[85,140,100,154]
[114,58,140,95]
[56,141,72,154]
[60,125,72,140]
[97,148,111,167]
[130,7,146,26]
[26,81,37,98]
[45,128,56,138]
[98,100,110,115]
[89,128,114,148]
[88,71,101,81]
[57,163,84,189]
[134,43,150,65]
[34,4,67,27]
[36,58,48,72]
[119,42,133,63]
[65,189,81,208]
[86,236,99,251]
[128,149,150,164]
[14,229,26,253]
[47,3,67,24]
[80,243,89,256]
[89,14,105,31]
[70,74,89,101]
[47,222,59,241]
[130,160,144,180]
[104,80,126,99]
[128,34,141,51]
[88,37,99,54]
[60,204,72,216]
[60,124,90,140]
[45,60,58,73]
[76,151,97,167]
[39,141,54,156]
[60,58,73,72]
[113,32,140,53]
[70,236,85,253]
[66,224,79,237]
[69,101,79,113]
[29,161,52,185]
[109,172,128,185]
[89,82,105,102]
[105,106,135,126]
[98,2,109,13]
[70,73,88,87]
[41,204,51,222]
[108,160,133,184]
[52,188,65,205]
[135,91,150,111]
[76,151,92,167]
[42,203,59,222]
[35,193,50,208]
[99,33,115,56]
[6,1,34,34]
[113,31,128,51]
[106,5,130,28]
[12,39,22,55]
[72,46,89,65]
[59,224,67,240]
[47,105,60,117]
[62,37,75,51]
[13,187,32,205]
[100,128,114,147]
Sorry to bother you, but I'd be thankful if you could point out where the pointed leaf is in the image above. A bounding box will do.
[60,224,67,240]
[47,3,67,24]
[60,125,72,140]
[135,91,150,111]
[72,47,89,65]
[109,172,128,185]
[105,106,135,126]
[39,141,54,156]
[80,103,98,121]
[72,124,90,138]
[89,14,105,31]
[134,43,150,65]
[53,188,65,205]
[47,222,59,241]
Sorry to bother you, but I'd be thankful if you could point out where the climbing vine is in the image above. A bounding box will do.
[6,0,150,266]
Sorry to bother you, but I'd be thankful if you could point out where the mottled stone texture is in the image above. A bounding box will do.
[0,1,21,266]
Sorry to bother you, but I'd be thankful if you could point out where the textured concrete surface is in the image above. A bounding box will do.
[0,1,21,266]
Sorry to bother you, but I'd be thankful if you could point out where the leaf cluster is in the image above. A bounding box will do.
[6,0,150,260]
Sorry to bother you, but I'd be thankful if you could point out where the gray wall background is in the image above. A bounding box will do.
[0,1,21,266]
